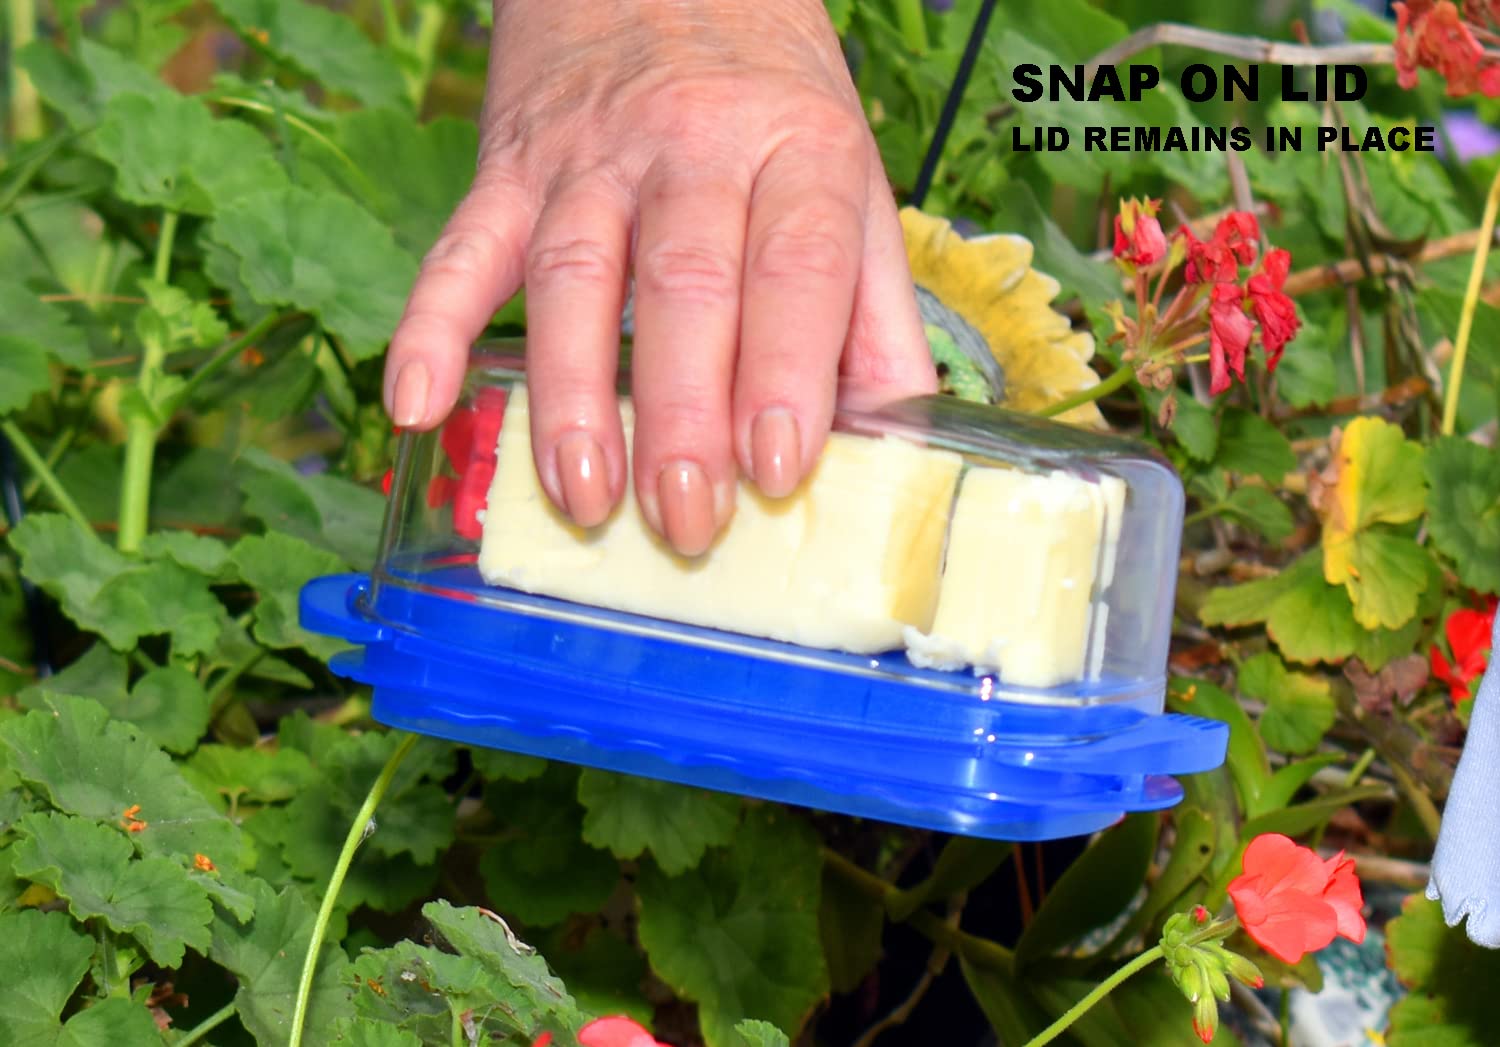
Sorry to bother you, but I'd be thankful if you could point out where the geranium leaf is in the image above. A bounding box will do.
[577,769,741,875]
[1425,436,1500,596]
[1216,408,1297,483]
[422,900,581,1030]
[1319,417,1428,628]
[0,282,90,368]
[637,807,828,1047]
[209,877,354,1044]
[1222,485,1294,543]
[0,695,240,863]
[118,666,213,755]
[736,1020,793,1047]
[139,530,232,580]
[0,909,93,1044]
[540,923,654,1026]
[208,0,408,109]
[1237,653,1336,755]
[469,748,547,783]
[8,514,227,657]
[0,336,52,416]
[206,187,417,360]
[1384,893,1500,1044]
[17,644,127,712]
[479,766,619,927]
[11,811,213,968]
[53,997,164,1046]
[185,744,317,807]
[229,532,350,661]
[328,1019,423,1047]
[235,447,386,567]
[92,92,287,215]
[17,39,166,128]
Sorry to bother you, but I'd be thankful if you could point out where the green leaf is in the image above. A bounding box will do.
[819,861,884,994]
[229,532,350,661]
[96,665,212,755]
[92,92,287,215]
[0,282,90,367]
[480,766,619,927]
[637,807,828,1047]
[540,923,654,1026]
[209,0,408,109]
[1256,754,1345,817]
[17,644,127,712]
[469,748,547,783]
[0,337,52,416]
[1239,785,1389,840]
[886,837,1014,921]
[351,940,526,1043]
[0,909,93,1046]
[1168,678,1268,820]
[51,996,163,1046]
[1384,893,1500,1045]
[422,900,581,1028]
[962,957,1055,1046]
[1237,654,1337,755]
[210,877,354,1044]
[17,40,167,128]
[235,446,386,567]
[0,695,240,863]
[311,108,478,258]
[206,188,417,360]
[1222,485,1294,543]
[1014,813,1158,971]
[186,744,317,806]
[328,1019,423,1047]
[736,1020,792,1047]
[11,811,213,968]
[140,530,232,579]
[1273,319,1338,408]
[1335,527,1432,633]
[9,514,226,657]
[1215,409,1297,482]
[577,769,741,875]
[1425,436,1500,595]
[987,180,1121,312]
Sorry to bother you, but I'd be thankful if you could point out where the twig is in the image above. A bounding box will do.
[851,896,964,1047]
[1281,228,1500,297]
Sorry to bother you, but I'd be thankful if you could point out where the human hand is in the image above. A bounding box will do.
[383,0,937,556]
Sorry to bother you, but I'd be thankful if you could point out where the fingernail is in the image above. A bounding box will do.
[557,432,611,528]
[658,460,716,557]
[751,407,801,498]
[391,360,431,428]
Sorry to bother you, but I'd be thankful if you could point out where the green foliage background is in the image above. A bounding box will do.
[2,1,1499,1044]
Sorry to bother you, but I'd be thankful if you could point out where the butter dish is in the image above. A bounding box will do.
[300,343,1226,841]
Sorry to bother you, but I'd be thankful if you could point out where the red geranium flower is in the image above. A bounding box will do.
[1227,833,1366,965]
[1113,198,1168,269]
[1246,248,1300,370]
[533,1017,671,1047]
[1207,283,1254,395]
[1431,596,1498,704]
[1395,1,1500,96]
[1184,212,1260,285]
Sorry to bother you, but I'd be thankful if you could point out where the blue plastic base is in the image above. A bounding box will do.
[301,573,1228,841]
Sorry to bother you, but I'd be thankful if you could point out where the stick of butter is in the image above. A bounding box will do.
[477,389,964,653]
[904,465,1126,688]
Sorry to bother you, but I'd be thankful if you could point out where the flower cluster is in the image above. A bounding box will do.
[1160,907,1264,1044]
[1107,201,1300,421]
[1431,595,1497,704]
[1395,1,1500,97]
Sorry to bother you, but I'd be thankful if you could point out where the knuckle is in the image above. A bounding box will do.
[422,227,497,280]
[635,241,740,306]
[526,236,623,292]
[749,220,854,285]
[642,388,720,435]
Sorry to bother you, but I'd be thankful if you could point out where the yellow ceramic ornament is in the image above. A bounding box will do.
[900,207,1105,428]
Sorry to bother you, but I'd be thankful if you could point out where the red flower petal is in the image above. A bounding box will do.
[1208,283,1253,395]
[1322,852,1367,944]
[578,1016,670,1047]
[1227,834,1366,964]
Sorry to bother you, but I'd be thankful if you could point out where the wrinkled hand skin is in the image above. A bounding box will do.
[383,0,937,556]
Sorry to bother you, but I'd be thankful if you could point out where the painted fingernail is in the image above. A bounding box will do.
[557,432,611,528]
[658,459,716,557]
[390,360,431,428]
[751,407,801,499]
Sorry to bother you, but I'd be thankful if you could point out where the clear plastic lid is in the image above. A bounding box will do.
[371,342,1184,710]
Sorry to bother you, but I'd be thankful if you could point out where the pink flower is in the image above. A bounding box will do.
[1208,283,1253,395]
[1227,834,1366,965]
[1246,248,1300,370]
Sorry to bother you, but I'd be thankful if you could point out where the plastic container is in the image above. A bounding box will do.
[301,342,1227,840]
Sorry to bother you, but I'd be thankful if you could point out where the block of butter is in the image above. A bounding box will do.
[477,389,964,653]
[903,465,1126,688]
[476,389,1126,686]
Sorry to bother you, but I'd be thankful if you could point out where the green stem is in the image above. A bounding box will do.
[1022,945,1165,1047]
[822,847,1014,972]
[21,423,77,503]
[289,732,419,1047]
[206,648,264,718]
[116,211,180,554]
[407,1,447,109]
[0,129,77,216]
[173,312,298,411]
[892,0,929,54]
[8,0,41,141]
[1039,362,1137,418]
[0,420,91,530]
[1442,162,1500,436]
[175,1001,236,1046]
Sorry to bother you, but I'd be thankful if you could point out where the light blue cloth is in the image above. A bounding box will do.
[1427,612,1500,948]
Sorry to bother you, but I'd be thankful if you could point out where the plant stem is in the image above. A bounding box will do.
[175,1001,236,1046]
[0,420,91,530]
[207,648,264,718]
[116,211,180,553]
[1441,162,1500,436]
[1022,945,1165,1047]
[822,847,1014,972]
[173,312,298,410]
[893,0,929,53]
[1039,362,1136,418]
[289,732,419,1047]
